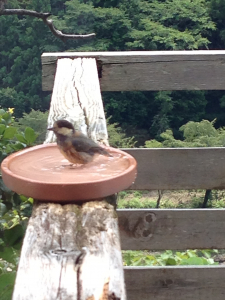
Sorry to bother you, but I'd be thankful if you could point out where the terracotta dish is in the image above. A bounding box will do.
[1,143,137,202]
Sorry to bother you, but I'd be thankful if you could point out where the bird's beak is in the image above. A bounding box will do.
[47,127,54,131]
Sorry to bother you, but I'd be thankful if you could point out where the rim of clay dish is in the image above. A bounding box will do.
[1,143,137,202]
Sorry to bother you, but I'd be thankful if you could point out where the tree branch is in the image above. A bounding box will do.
[0,9,96,42]
[0,9,51,18]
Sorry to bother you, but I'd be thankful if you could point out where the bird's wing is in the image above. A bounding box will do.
[71,136,100,153]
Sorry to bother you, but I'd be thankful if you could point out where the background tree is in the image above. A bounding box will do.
[1,0,225,142]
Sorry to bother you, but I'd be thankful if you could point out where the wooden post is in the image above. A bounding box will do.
[45,58,109,145]
[12,58,126,300]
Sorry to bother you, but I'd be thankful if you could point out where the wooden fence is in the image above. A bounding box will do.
[41,51,225,300]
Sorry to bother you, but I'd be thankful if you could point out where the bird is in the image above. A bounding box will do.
[48,119,112,164]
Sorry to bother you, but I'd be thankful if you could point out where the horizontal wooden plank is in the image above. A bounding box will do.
[42,50,225,91]
[124,266,225,300]
[123,148,225,190]
[42,50,225,62]
[118,209,225,250]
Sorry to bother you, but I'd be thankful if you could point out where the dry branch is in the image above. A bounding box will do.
[0,9,96,42]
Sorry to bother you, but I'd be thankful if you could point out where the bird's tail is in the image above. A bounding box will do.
[92,147,113,157]
[100,148,113,157]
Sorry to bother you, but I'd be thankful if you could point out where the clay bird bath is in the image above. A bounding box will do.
[1,143,137,202]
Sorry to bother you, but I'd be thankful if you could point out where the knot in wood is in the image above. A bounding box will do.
[125,212,156,240]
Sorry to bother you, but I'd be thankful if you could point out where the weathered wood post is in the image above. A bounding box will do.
[12,58,126,299]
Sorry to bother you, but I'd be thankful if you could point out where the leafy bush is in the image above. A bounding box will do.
[15,109,48,144]
[118,197,156,209]
[123,249,219,266]
[0,108,37,299]
[107,117,136,148]
[145,119,225,148]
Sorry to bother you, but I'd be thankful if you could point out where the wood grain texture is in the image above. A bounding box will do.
[118,209,225,250]
[13,201,126,300]
[123,148,225,190]
[41,50,225,91]
[124,266,225,300]
[45,57,109,145]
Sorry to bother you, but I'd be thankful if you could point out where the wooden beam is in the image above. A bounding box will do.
[13,201,125,300]
[123,148,225,190]
[45,57,109,145]
[42,50,225,91]
[124,266,225,300]
[118,209,225,250]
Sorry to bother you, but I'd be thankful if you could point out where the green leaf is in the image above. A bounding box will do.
[186,250,197,258]
[13,194,21,206]
[3,224,24,247]
[0,124,6,135]
[0,109,6,115]
[15,134,27,144]
[201,249,217,259]
[19,195,29,202]
[3,127,17,139]
[180,257,208,265]
[0,203,7,217]
[207,258,215,264]
[0,272,16,300]
[24,127,37,145]
[12,239,23,251]
[1,113,11,124]
[0,247,17,265]
[0,179,13,194]
[146,255,156,261]
[28,197,33,204]
[166,258,177,265]
[11,143,25,151]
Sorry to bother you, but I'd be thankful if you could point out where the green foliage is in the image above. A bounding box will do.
[0,1,59,117]
[118,190,156,208]
[0,108,37,297]
[0,88,27,118]
[209,0,225,48]
[0,108,36,158]
[118,189,225,209]
[15,127,38,146]
[107,117,136,147]
[145,119,225,148]
[58,1,216,138]
[103,91,154,131]
[119,197,156,209]
[0,272,16,300]
[123,249,218,266]
[126,0,215,50]
[63,0,215,51]
[103,90,208,140]
[15,109,49,143]
[1,0,225,138]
